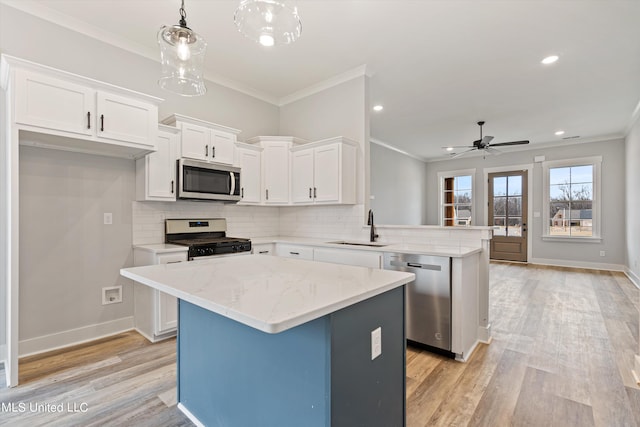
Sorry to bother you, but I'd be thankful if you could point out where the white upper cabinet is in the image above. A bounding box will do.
[291,137,357,205]
[246,136,308,205]
[235,143,262,204]
[6,56,162,159]
[162,114,240,165]
[136,125,180,202]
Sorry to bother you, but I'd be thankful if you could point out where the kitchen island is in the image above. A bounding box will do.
[120,254,414,427]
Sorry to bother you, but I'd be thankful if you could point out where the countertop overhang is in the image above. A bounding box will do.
[120,254,414,334]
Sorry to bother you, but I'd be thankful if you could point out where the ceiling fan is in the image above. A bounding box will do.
[446,121,529,158]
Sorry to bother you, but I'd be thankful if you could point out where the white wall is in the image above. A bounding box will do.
[625,116,640,285]
[370,142,428,225]
[0,4,280,354]
[425,139,626,268]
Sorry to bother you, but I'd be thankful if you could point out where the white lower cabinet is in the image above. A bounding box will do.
[275,244,314,260]
[313,247,382,269]
[133,246,188,342]
[252,243,274,255]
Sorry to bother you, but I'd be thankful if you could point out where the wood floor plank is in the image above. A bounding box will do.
[1,263,638,426]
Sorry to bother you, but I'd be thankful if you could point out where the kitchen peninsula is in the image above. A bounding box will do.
[120,254,414,427]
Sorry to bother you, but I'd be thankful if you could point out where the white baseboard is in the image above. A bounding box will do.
[478,324,491,344]
[625,267,640,289]
[19,317,134,357]
[529,258,625,272]
[178,403,205,427]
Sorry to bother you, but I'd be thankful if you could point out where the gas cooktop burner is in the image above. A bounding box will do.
[165,218,252,259]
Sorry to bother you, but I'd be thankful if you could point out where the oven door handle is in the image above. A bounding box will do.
[230,172,236,196]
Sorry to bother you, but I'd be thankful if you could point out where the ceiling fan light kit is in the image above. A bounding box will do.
[158,0,207,96]
[234,0,302,47]
[445,121,530,159]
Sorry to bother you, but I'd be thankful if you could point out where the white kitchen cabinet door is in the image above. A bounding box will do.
[137,126,179,201]
[210,130,235,165]
[236,146,262,204]
[262,142,291,204]
[313,144,341,203]
[96,91,157,147]
[291,148,315,204]
[275,244,314,260]
[180,122,209,161]
[313,247,382,269]
[154,252,186,334]
[14,70,94,137]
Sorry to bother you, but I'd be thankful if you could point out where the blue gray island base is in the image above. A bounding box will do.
[177,286,406,427]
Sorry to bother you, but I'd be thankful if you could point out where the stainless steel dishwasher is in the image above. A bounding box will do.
[383,252,452,352]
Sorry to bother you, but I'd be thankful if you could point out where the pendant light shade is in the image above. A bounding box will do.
[158,0,207,96]
[234,0,302,47]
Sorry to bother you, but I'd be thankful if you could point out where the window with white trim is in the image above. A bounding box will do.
[438,169,475,227]
[542,157,601,240]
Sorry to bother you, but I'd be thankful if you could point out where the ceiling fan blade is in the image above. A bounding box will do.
[442,145,475,149]
[484,147,502,155]
[489,140,530,147]
[481,135,494,145]
[450,148,476,159]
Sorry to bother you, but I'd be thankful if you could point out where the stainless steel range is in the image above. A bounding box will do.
[165,218,251,260]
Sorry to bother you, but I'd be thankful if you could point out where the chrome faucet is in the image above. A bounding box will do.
[367,209,379,242]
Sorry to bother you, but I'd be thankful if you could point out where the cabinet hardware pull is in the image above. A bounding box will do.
[205,145,208,157]
[309,188,312,198]
[167,261,182,264]
[212,146,216,157]
[241,187,244,198]
[171,180,174,194]
[87,112,91,129]
[290,252,300,255]
[100,114,104,132]
[266,189,269,200]
[259,250,269,254]
[313,187,317,198]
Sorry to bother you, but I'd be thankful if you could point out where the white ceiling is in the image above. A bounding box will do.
[5,0,640,160]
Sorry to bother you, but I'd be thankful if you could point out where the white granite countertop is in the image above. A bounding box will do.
[120,255,414,334]
[251,236,482,258]
[133,243,189,253]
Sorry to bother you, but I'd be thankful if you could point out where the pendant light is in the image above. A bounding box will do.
[157,0,207,96]
[234,0,302,47]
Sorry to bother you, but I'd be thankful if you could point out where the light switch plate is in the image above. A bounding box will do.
[371,327,382,360]
[104,212,113,225]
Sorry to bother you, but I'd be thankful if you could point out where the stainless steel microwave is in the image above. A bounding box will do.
[177,159,241,202]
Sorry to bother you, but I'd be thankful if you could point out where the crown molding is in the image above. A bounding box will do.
[370,138,427,163]
[278,64,370,106]
[0,0,279,105]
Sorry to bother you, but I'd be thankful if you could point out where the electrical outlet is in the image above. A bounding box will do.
[103,212,113,225]
[371,327,382,360]
[600,251,606,257]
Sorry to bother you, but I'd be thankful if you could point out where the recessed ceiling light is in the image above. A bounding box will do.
[445,147,454,152]
[541,55,559,65]
[373,105,384,112]
[555,130,565,136]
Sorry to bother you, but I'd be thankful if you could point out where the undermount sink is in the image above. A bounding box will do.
[328,241,389,248]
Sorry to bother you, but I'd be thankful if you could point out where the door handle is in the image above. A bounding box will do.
[313,187,317,198]
[205,145,208,157]
[309,188,312,199]
[100,114,104,132]
[241,187,244,198]
[87,112,91,129]
[212,146,216,158]
[265,189,269,200]
[171,180,174,194]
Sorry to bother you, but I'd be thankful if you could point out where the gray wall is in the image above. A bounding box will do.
[626,116,640,281]
[0,4,280,349]
[370,142,428,225]
[425,139,626,266]
[19,146,135,340]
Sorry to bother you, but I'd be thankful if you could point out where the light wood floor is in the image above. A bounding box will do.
[1,263,639,426]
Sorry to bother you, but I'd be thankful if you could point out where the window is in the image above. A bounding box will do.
[542,157,601,240]
[438,169,475,226]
